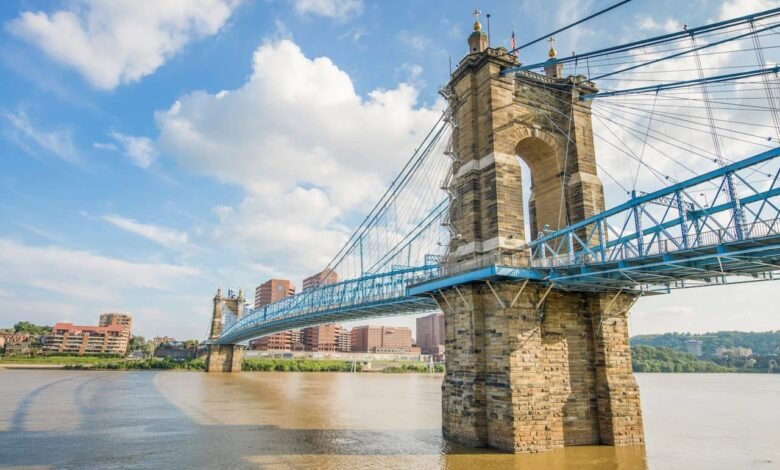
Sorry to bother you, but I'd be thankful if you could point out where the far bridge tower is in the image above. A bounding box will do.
[205,288,246,372]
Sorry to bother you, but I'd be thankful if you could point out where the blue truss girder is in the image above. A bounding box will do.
[525,147,780,280]
[216,265,439,344]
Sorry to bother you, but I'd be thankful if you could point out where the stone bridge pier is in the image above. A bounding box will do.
[205,288,246,373]
[433,18,644,452]
[434,284,643,452]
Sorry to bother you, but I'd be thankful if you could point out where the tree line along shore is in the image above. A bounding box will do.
[3,324,777,374]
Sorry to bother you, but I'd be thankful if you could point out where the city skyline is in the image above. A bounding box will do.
[0,0,778,340]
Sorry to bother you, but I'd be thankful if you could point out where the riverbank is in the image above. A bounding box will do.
[0,357,445,373]
[0,363,66,369]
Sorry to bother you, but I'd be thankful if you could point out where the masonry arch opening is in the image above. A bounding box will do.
[515,136,568,244]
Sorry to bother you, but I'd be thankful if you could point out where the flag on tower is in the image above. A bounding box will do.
[510,27,517,56]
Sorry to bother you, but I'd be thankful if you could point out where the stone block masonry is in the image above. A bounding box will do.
[436,282,644,452]
[206,287,247,372]
[439,22,643,452]
[206,344,245,373]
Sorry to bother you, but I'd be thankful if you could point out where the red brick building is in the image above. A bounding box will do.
[416,312,445,354]
[302,323,342,351]
[250,279,297,351]
[44,313,132,355]
[350,326,413,353]
[254,279,295,308]
[302,269,339,291]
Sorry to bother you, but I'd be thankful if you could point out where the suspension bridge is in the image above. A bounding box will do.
[206,4,780,453]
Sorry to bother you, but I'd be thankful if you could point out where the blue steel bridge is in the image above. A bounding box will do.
[215,6,780,346]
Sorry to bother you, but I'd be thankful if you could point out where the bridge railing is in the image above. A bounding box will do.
[218,265,439,343]
[525,147,780,270]
[530,219,779,269]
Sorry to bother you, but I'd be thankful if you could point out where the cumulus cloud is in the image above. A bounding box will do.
[7,0,241,90]
[156,39,441,275]
[292,0,363,20]
[103,214,190,251]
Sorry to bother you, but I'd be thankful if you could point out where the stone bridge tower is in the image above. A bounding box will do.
[205,288,246,372]
[434,17,644,453]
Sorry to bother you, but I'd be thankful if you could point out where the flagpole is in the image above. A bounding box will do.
[486,13,491,48]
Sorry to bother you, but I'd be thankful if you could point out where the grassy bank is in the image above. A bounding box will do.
[1,355,122,365]
[64,358,205,370]
[381,363,444,373]
[2,356,445,373]
[242,358,358,372]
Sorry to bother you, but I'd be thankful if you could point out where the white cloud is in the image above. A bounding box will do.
[2,111,80,165]
[7,0,241,90]
[0,238,199,303]
[106,132,158,168]
[156,39,441,276]
[292,0,363,20]
[93,142,118,151]
[636,16,681,33]
[400,63,424,83]
[102,214,190,251]
[719,0,777,20]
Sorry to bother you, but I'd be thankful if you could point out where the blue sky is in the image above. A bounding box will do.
[0,0,778,340]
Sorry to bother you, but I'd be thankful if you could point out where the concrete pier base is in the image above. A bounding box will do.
[205,344,245,373]
[436,282,644,453]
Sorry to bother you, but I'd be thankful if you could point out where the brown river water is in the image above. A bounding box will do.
[0,370,777,469]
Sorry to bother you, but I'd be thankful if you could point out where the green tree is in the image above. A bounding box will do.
[13,321,51,335]
[129,335,146,352]
[631,345,731,373]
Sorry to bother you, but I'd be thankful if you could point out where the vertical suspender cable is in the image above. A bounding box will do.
[749,20,780,141]
[690,33,746,239]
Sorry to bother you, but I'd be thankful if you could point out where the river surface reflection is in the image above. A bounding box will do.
[0,370,777,469]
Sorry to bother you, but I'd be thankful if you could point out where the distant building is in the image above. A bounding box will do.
[291,330,306,351]
[416,313,445,354]
[254,279,295,308]
[151,336,176,350]
[302,324,342,352]
[337,329,351,352]
[44,313,133,356]
[0,333,31,352]
[250,279,297,350]
[350,326,413,353]
[4,340,33,357]
[685,339,704,357]
[99,313,132,331]
[154,347,196,360]
[716,346,753,357]
[250,331,293,351]
[302,270,339,291]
